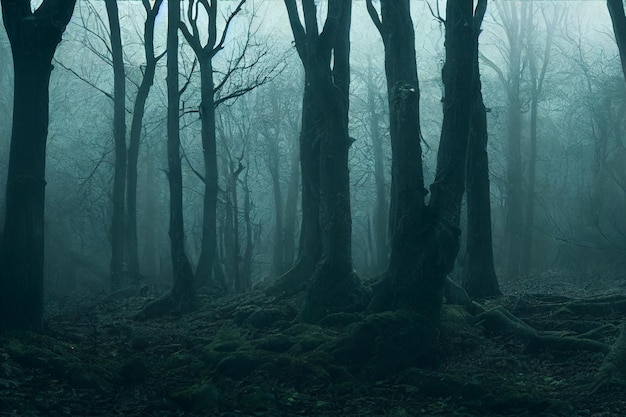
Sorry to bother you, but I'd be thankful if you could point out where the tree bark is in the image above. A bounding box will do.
[462,0,501,298]
[367,0,475,320]
[0,0,76,331]
[179,0,248,289]
[138,0,196,319]
[268,0,324,295]
[105,0,127,291]
[126,0,164,282]
[608,0,626,82]
[299,0,360,323]
[194,58,219,288]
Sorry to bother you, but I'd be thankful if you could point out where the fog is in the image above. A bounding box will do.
[0,0,623,291]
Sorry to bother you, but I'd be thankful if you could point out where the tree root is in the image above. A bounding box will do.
[476,307,610,354]
[591,321,626,393]
[265,259,311,297]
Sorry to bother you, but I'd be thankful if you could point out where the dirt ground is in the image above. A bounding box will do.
[1,271,625,416]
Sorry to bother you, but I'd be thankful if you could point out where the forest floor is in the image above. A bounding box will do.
[1,271,626,417]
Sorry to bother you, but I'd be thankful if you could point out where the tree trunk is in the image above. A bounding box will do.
[283,139,300,267]
[166,0,195,309]
[138,0,196,319]
[105,0,127,291]
[268,0,325,295]
[520,78,538,277]
[462,0,501,298]
[0,0,76,331]
[126,0,164,282]
[365,0,426,313]
[194,58,219,289]
[299,0,359,323]
[367,0,475,320]
[242,173,254,290]
[608,0,626,82]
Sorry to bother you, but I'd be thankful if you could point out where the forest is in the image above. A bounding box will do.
[1,0,626,415]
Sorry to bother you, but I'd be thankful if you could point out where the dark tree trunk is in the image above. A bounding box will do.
[462,0,500,298]
[283,139,300,267]
[365,0,426,312]
[299,0,359,323]
[608,0,626,82]
[229,161,244,292]
[268,0,324,295]
[138,0,195,319]
[367,0,475,320]
[0,0,76,331]
[105,0,127,291]
[126,0,164,282]
[242,173,254,290]
[520,78,538,277]
[142,143,158,278]
[194,59,219,288]
[179,0,248,290]
[166,0,195,308]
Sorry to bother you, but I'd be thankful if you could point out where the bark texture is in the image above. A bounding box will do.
[105,0,127,291]
[0,0,76,331]
[367,0,475,320]
[462,0,501,298]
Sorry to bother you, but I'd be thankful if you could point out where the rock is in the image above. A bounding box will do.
[216,354,259,378]
[169,382,219,413]
[255,334,294,353]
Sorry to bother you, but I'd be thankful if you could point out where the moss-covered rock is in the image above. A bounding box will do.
[237,386,276,412]
[215,353,259,378]
[255,334,294,353]
[168,381,219,413]
[328,311,438,376]
[117,356,148,384]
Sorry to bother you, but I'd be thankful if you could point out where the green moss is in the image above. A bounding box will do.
[168,381,219,413]
[254,334,294,353]
[215,353,259,378]
[117,356,148,384]
[238,386,276,411]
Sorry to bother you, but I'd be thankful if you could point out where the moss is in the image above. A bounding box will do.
[254,334,294,353]
[237,386,276,412]
[117,356,148,384]
[215,353,259,378]
[168,381,219,413]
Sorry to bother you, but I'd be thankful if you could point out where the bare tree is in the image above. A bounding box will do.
[126,0,165,281]
[104,0,127,291]
[139,0,196,319]
[0,0,76,330]
[180,0,278,289]
[367,0,476,319]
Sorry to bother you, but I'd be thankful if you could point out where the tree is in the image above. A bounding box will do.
[125,0,165,281]
[139,0,196,318]
[481,2,531,280]
[520,6,562,277]
[0,0,77,330]
[275,0,360,322]
[462,0,501,298]
[180,0,276,289]
[104,0,127,291]
[608,0,626,82]
[367,0,475,320]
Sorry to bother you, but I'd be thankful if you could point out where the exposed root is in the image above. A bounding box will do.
[265,259,311,297]
[477,307,610,354]
[592,321,626,393]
